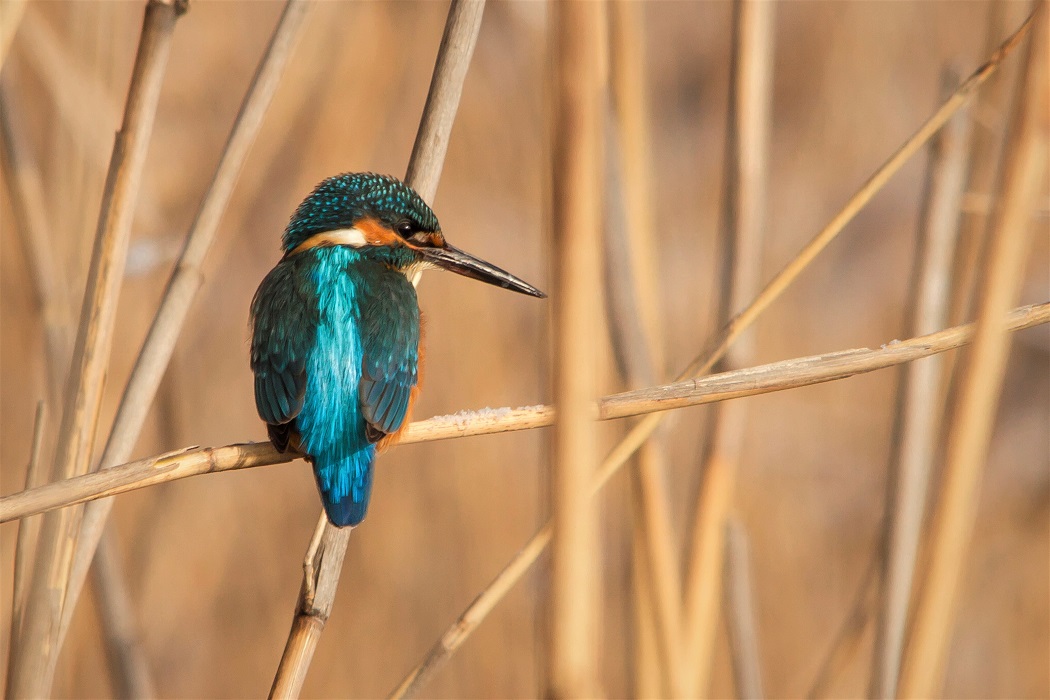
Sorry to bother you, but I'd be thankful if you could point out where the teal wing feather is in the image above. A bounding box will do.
[356,261,420,442]
[250,258,319,446]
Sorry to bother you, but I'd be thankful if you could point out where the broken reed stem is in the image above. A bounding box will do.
[898,13,1048,697]
[385,19,1036,694]
[869,73,973,699]
[267,1,487,695]
[60,0,312,657]
[682,1,775,694]
[548,1,606,696]
[6,3,183,696]
[4,303,1047,527]
[607,1,682,693]
[722,518,764,700]
[9,403,47,658]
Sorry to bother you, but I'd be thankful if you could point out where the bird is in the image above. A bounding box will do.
[250,173,545,527]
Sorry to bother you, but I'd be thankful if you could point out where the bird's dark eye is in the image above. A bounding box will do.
[397,221,414,238]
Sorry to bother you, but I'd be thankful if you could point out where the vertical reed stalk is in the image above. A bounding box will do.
[898,15,1048,697]
[607,1,682,692]
[268,2,486,695]
[682,1,775,694]
[547,1,606,696]
[869,74,972,699]
[723,518,764,699]
[6,3,182,695]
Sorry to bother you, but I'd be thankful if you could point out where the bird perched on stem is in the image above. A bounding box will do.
[250,173,545,527]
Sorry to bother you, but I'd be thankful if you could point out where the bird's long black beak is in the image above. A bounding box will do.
[421,244,546,298]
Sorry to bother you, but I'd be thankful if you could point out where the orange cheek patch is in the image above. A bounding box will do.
[355,217,401,246]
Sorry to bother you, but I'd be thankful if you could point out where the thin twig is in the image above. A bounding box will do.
[60,0,312,657]
[4,304,1047,526]
[6,2,183,695]
[548,1,605,695]
[723,518,765,700]
[682,1,775,694]
[9,402,47,656]
[607,1,682,693]
[898,13,1048,697]
[267,2,487,695]
[869,71,972,699]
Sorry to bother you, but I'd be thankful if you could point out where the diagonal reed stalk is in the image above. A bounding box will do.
[57,0,312,660]
[548,1,606,696]
[868,72,973,699]
[268,2,486,696]
[6,2,184,695]
[682,1,775,694]
[3,303,1048,529]
[898,12,1048,697]
[383,15,1036,695]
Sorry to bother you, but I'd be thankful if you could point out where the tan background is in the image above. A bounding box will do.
[1,1,1047,697]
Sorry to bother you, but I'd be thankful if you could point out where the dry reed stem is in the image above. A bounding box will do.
[384,19,1036,690]
[0,88,74,403]
[682,1,775,693]
[9,403,47,657]
[404,0,484,204]
[723,518,764,699]
[60,0,312,655]
[548,0,606,695]
[2,76,155,694]
[270,519,351,699]
[93,531,155,699]
[608,2,682,692]
[897,14,1048,697]
[6,3,183,695]
[4,303,1047,525]
[868,75,972,699]
[267,2,486,695]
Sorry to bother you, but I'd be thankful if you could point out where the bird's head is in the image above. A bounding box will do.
[282,172,545,298]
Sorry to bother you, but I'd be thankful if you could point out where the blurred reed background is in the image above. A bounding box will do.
[1,1,1047,698]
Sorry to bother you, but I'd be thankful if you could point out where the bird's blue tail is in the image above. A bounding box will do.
[312,446,376,527]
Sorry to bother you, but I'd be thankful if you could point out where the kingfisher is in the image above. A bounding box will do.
[250,173,545,527]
